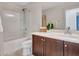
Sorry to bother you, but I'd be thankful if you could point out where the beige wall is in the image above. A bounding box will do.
[26,3,42,34]
[43,2,79,29]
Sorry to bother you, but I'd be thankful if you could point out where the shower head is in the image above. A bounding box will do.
[22,9,25,11]
[22,8,30,12]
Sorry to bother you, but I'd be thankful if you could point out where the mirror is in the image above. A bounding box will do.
[42,7,79,33]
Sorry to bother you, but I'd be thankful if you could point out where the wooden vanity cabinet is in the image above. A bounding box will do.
[32,35,63,56]
[44,37,63,56]
[32,35,79,56]
[32,35,44,56]
[64,41,79,56]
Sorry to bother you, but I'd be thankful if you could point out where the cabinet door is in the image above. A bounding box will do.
[64,41,79,56]
[32,35,44,56]
[44,37,63,56]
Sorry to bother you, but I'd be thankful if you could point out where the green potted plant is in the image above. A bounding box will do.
[47,22,54,30]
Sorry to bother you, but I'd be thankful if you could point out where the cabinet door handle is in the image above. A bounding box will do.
[64,44,67,47]
[41,38,45,41]
[43,39,45,41]
[41,38,43,41]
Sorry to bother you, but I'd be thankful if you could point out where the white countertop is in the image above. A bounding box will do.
[32,31,79,44]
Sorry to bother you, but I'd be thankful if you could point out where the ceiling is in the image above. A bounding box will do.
[0,2,29,10]
[0,2,29,6]
[39,2,79,10]
[0,2,79,10]
[39,2,66,10]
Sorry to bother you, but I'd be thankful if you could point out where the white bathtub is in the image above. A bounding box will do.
[3,36,31,56]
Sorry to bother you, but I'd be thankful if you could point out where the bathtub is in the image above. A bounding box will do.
[3,36,32,56]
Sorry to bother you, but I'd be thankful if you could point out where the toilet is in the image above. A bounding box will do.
[22,39,32,56]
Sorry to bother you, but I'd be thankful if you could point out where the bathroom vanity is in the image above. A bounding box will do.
[32,32,79,56]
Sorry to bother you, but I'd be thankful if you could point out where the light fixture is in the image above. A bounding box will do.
[5,13,15,17]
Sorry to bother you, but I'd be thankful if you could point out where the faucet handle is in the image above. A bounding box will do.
[65,27,72,34]
[67,27,70,30]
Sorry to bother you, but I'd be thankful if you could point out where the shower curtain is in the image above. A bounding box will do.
[0,16,3,32]
[1,9,27,41]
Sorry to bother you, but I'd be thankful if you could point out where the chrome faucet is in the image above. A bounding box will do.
[65,27,72,34]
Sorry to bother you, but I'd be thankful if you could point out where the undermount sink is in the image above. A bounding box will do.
[47,31,79,39]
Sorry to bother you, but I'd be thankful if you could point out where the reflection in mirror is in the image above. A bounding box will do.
[42,2,79,34]
[40,15,47,32]
[42,15,47,27]
[76,13,79,31]
[65,8,79,32]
